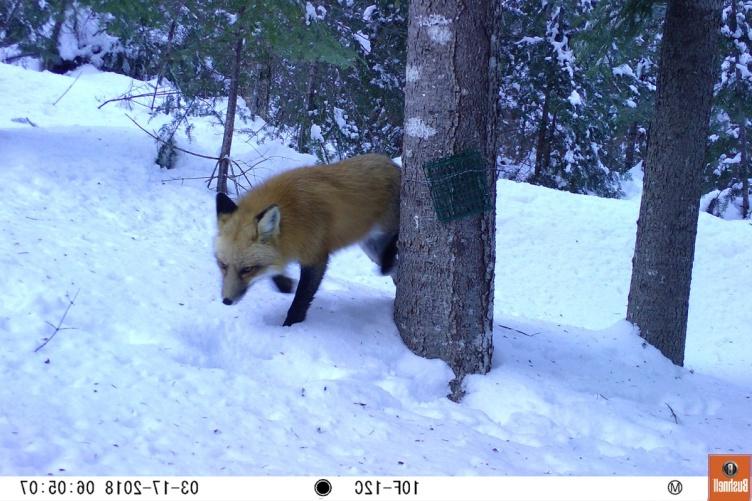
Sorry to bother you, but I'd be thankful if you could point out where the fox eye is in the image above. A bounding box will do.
[239,265,261,276]
[217,260,228,272]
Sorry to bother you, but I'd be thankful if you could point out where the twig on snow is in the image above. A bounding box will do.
[498,323,541,337]
[665,402,679,424]
[52,71,82,106]
[34,289,80,353]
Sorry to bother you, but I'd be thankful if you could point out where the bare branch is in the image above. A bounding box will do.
[52,71,82,106]
[34,289,80,353]
[665,402,679,424]
[125,114,221,161]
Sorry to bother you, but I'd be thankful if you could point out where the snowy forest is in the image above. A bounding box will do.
[3,0,751,213]
[1,0,751,481]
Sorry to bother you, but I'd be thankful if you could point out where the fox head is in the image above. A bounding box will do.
[214,192,283,305]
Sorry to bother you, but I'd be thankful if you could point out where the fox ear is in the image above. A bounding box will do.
[256,205,280,240]
[216,192,238,219]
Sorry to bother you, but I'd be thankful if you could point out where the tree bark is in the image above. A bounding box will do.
[625,121,638,171]
[246,56,272,121]
[297,62,318,154]
[626,0,721,366]
[216,35,244,195]
[45,0,70,72]
[395,0,498,399]
[740,120,750,218]
[150,2,184,110]
[534,89,550,181]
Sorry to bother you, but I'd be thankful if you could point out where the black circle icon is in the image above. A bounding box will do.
[667,480,683,496]
[314,479,332,497]
[723,461,739,478]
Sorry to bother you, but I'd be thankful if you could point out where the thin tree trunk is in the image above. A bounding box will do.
[729,1,750,219]
[1,0,22,35]
[150,2,183,110]
[626,0,721,366]
[297,62,318,153]
[246,56,271,121]
[741,120,750,218]
[625,121,638,171]
[534,90,550,181]
[216,35,244,195]
[45,0,69,71]
[396,0,499,400]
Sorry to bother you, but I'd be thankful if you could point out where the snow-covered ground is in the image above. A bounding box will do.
[0,63,750,476]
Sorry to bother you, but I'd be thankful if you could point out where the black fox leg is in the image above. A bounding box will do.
[379,234,398,275]
[271,274,294,294]
[283,259,328,326]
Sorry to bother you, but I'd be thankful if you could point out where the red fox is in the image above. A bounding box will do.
[214,154,400,326]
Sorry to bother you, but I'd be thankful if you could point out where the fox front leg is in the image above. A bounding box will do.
[282,259,328,326]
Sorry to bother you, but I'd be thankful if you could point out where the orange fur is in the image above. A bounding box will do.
[218,154,400,268]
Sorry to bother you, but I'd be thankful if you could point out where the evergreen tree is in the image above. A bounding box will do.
[498,0,626,197]
[706,0,752,219]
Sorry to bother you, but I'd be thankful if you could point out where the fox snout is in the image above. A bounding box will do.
[221,277,248,306]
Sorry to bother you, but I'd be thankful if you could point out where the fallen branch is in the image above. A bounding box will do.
[52,71,82,106]
[35,289,80,353]
[498,323,541,337]
[665,402,678,424]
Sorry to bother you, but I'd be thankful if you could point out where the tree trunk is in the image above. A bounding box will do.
[246,57,272,121]
[626,0,721,366]
[45,0,69,72]
[297,62,318,154]
[216,36,244,195]
[740,120,750,218]
[1,0,22,35]
[396,0,498,399]
[150,2,184,111]
[625,121,638,171]
[534,89,550,181]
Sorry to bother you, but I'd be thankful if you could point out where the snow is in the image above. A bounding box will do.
[567,90,582,106]
[1,63,751,476]
[417,15,452,45]
[363,5,377,22]
[612,63,636,78]
[404,117,436,139]
[354,31,371,54]
[310,123,324,143]
[305,2,326,25]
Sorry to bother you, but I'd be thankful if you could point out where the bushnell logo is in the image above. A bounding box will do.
[725,462,740,478]
[709,454,751,501]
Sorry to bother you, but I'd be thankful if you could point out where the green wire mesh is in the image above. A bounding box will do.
[422,150,491,223]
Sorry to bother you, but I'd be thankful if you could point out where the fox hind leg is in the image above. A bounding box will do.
[379,234,398,275]
[271,274,295,294]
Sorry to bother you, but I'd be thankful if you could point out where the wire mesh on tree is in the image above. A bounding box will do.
[422,150,492,223]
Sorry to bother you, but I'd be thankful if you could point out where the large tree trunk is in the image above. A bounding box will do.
[395,0,498,400]
[216,35,244,195]
[626,0,721,366]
